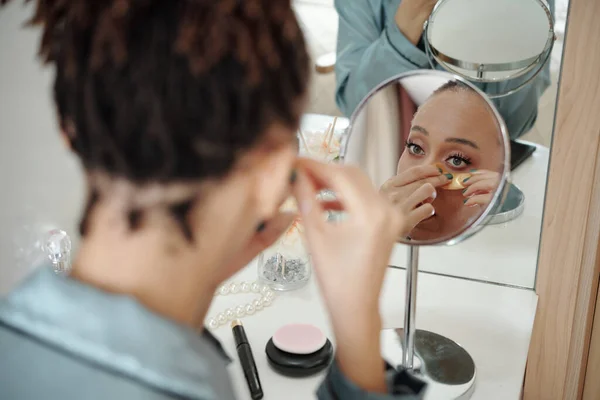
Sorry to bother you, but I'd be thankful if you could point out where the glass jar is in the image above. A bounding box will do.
[42,229,72,274]
[257,218,311,291]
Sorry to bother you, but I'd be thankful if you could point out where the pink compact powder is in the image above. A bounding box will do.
[272,323,327,355]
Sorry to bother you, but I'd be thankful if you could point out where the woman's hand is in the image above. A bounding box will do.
[293,158,403,393]
[462,170,501,207]
[395,0,439,44]
[380,165,451,237]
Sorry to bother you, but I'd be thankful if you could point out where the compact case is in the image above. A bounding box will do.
[265,323,334,377]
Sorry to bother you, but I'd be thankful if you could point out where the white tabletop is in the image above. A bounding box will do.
[301,114,549,289]
[209,262,537,400]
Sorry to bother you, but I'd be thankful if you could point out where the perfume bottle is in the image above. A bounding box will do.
[42,229,72,274]
[257,218,311,291]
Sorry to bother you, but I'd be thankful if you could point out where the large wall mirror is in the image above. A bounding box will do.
[298,0,568,290]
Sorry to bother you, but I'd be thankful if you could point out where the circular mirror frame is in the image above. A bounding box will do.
[339,70,511,246]
[423,0,556,98]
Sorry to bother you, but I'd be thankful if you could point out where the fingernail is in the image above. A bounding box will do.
[462,188,467,194]
[437,167,443,173]
[289,169,297,184]
[445,173,453,180]
[463,198,468,204]
[463,177,470,183]
[470,169,478,173]
[256,221,267,232]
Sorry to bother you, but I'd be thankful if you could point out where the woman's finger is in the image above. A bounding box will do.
[296,158,376,214]
[462,179,498,197]
[423,173,454,188]
[292,167,325,234]
[470,169,499,176]
[386,164,443,188]
[464,193,493,207]
[387,172,448,204]
[402,183,437,211]
[384,173,450,198]
[462,170,499,186]
[407,203,435,229]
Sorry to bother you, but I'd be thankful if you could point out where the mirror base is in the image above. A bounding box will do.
[381,328,476,399]
[488,182,525,225]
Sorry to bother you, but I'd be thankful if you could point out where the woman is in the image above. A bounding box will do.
[381,81,503,241]
[334,0,553,139]
[0,1,424,399]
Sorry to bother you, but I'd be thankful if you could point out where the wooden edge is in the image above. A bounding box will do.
[524,0,600,398]
[582,255,600,399]
[567,137,600,398]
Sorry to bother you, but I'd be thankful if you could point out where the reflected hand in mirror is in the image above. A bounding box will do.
[343,72,508,245]
[379,165,448,238]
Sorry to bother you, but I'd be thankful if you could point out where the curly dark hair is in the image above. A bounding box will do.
[2,0,310,238]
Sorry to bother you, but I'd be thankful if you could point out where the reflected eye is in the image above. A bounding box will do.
[446,153,472,169]
[406,141,425,156]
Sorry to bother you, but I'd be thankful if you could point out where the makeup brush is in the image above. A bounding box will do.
[297,129,311,155]
[327,117,338,149]
[322,123,332,147]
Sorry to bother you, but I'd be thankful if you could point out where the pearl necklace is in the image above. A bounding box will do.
[207,280,276,330]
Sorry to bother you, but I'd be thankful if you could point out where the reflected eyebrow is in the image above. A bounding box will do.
[410,125,428,135]
[411,125,480,149]
[445,138,480,150]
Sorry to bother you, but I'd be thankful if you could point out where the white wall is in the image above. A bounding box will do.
[0,2,84,293]
[400,75,452,106]
[343,84,401,189]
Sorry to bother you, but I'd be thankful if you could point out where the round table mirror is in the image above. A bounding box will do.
[424,0,555,98]
[340,70,510,399]
[341,70,510,246]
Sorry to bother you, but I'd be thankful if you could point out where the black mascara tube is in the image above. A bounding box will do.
[231,320,263,400]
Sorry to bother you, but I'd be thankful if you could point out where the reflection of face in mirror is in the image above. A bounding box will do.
[380,80,503,241]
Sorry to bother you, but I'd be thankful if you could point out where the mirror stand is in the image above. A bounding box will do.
[381,246,476,399]
[489,183,525,224]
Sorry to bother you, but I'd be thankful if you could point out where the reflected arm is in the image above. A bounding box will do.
[334,0,429,117]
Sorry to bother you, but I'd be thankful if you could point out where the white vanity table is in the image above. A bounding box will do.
[206,114,544,400]
[209,261,537,400]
